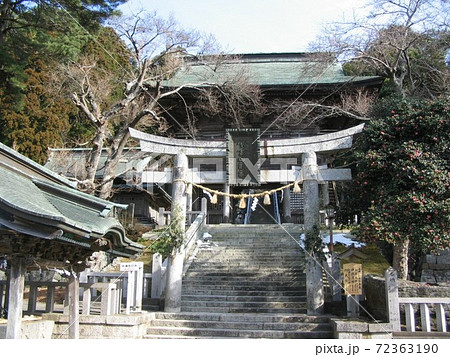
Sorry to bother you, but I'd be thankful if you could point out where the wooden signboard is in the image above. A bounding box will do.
[227,129,260,186]
[343,263,363,295]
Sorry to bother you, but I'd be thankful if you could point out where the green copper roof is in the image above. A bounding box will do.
[0,143,143,258]
[162,53,381,88]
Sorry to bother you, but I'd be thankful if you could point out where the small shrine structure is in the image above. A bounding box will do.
[0,143,143,338]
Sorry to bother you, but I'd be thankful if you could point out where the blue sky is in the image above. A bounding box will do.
[119,0,368,53]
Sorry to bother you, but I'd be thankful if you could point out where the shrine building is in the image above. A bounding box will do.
[46,53,383,226]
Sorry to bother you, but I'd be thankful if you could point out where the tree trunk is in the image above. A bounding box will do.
[392,239,410,280]
[86,123,108,184]
[98,131,131,200]
[98,161,117,200]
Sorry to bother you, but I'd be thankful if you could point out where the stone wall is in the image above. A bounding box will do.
[43,312,154,339]
[421,250,450,284]
[330,319,393,339]
[363,274,450,321]
[0,319,54,339]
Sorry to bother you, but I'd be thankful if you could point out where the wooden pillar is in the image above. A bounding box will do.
[6,256,25,339]
[165,152,188,312]
[68,274,79,339]
[302,151,324,315]
[223,184,231,223]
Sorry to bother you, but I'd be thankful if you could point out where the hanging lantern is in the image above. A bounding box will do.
[239,197,247,209]
[293,181,302,193]
[263,193,271,205]
[211,193,218,204]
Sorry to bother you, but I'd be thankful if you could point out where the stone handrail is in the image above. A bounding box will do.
[397,297,450,332]
[158,207,204,226]
[385,268,450,333]
[79,271,152,299]
[79,282,120,315]
[151,198,208,300]
[0,280,122,316]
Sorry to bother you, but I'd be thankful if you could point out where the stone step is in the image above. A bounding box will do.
[184,272,304,279]
[193,257,303,262]
[186,262,306,274]
[196,249,302,254]
[187,267,304,272]
[210,237,301,242]
[196,245,302,251]
[181,294,306,302]
[195,248,302,253]
[149,319,330,332]
[205,238,302,244]
[207,243,302,249]
[183,280,305,286]
[145,326,331,339]
[154,312,330,323]
[184,273,305,280]
[180,306,308,314]
[190,260,304,266]
[192,260,303,266]
[183,276,306,288]
[181,289,306,297]
[195,252,303,257]
[183,281,305,289]
[186,266,305,271]
[206,239,301,244]
[182,286,306,294]
[152,224,324,339]
[208,233,301,238]
[181,300,307,309]
[206,224,304,234]
[195,251,303,257]
[185,270,305,276]
[197,243,302,249]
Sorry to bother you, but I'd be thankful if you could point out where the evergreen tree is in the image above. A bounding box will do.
[0,0,126,159]
[351,98,450,279]
[0,57,74,163]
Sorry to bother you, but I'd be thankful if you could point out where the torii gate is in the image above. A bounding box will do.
[130,125,361,221]
[129,124,364,314]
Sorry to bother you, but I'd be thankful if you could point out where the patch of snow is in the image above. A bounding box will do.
[298,232,365,248]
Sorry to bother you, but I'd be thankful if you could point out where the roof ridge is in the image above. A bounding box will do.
[0,142,76,188]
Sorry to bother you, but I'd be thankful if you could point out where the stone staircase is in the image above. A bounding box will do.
[145,224,333,338]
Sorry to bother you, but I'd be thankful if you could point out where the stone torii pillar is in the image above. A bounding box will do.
[164,152,188,312]
[302,151,324,315]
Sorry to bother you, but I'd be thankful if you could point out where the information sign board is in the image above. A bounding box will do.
[343,263,363,295]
